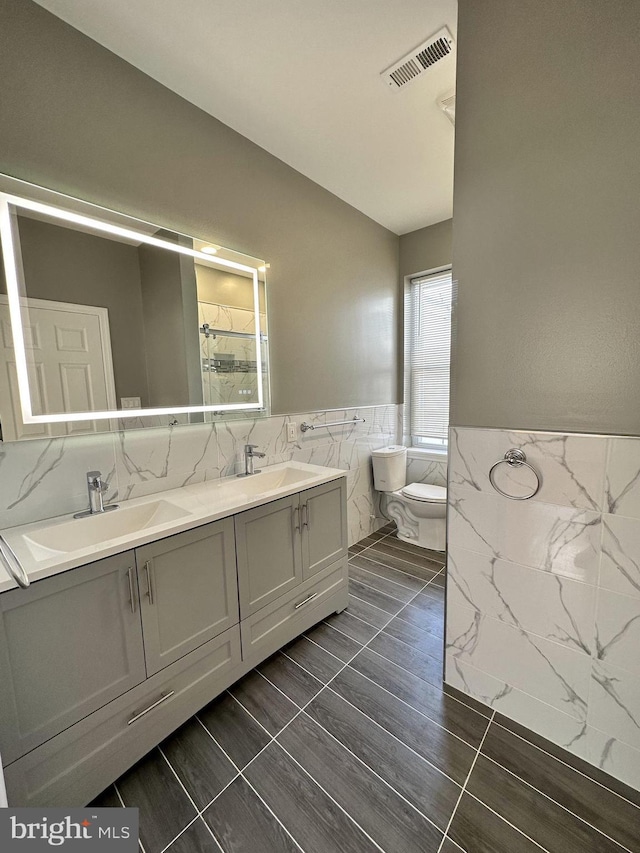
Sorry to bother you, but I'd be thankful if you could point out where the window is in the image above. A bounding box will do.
[404,268,452,449]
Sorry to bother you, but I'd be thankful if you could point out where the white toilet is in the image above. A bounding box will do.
[371,446,447,552]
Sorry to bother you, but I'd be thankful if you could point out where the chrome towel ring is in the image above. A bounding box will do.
[488,448,542,500]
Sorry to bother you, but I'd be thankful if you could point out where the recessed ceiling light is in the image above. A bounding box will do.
[201,246,218,254]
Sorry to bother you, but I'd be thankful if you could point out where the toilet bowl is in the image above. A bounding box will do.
[371,446,446,551]
[384,483,447,551]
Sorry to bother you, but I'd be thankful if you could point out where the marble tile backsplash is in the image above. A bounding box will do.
[446,426,640,792]
[406,454,448,488]
[0,405,397,545]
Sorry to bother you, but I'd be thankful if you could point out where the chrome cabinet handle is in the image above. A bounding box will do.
[0,535,29,589]
[294,592,318,610]
[127,567,136,613]
[301,503,309,529]
[127,691,175,725]
[292,505,301,534]
[144,561,154,604]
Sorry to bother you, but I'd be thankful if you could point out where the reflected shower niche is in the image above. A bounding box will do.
[0,175,270,440]
[197,267,268,411]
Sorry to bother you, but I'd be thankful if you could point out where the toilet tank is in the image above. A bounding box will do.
[371,446,407,492]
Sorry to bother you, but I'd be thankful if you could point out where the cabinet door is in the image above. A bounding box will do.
[0,551,145,764]
[136,518,239,677]
[301,478,348,579]
[235,494,303,618]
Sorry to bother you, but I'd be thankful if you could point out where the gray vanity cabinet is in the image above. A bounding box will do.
[135,518,238,676]
[301,479,347,579]
[1,474,349,808]
[0,551,146,765]
[235,494,303,617]
[235,480,347,618]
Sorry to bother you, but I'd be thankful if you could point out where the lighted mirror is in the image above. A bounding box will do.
[0,176,269,441]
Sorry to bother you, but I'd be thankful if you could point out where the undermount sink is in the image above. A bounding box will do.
[22,499,190,560]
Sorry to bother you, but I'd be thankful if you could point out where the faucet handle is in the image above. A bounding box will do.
[86,470,108,491]
[244,444,259,453]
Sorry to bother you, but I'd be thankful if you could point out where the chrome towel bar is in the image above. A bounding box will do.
[200,323,267,342]
[300,416,365,433]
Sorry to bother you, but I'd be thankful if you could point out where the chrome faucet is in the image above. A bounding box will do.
[238,444,266,477]
[74,471,119,518]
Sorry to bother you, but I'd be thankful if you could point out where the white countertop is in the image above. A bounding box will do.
[0,462,346,593]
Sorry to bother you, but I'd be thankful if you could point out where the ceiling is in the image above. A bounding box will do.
[34,0,457,235]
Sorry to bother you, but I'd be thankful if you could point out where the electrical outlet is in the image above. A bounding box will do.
[120,397,141,409]
[287,422,297,442]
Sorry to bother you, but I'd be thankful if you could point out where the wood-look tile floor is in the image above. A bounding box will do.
[92,525,640,853]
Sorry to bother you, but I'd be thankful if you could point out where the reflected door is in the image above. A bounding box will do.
[0,298,116,440]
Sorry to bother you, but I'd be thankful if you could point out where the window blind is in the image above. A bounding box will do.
[405,269,452,443]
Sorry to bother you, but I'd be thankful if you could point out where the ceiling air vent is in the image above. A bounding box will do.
[381,27,455,91]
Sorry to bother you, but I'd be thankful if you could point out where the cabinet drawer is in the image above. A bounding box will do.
[240,560,348,667]
[3,625,242,808]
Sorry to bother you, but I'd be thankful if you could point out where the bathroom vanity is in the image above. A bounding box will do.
[0,462,348,807]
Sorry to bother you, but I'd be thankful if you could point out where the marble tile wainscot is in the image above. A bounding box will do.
[407,451,448,489]
[445,426,640,793]
[0,405,397,545]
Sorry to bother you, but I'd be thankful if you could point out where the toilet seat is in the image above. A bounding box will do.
[400,483,446,503]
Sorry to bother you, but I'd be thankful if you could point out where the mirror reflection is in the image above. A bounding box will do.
[0,181,269,441]
[197,267,267,409]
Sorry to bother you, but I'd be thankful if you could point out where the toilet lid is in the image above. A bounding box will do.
[401,483,447,502]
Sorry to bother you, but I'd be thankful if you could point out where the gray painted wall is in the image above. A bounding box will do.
[138,244,200,408]
[451,0,640,435]
[399,219,452,280]
[0,0,399,416]
[398,218,453,403]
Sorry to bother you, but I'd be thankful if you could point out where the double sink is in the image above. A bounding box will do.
[0,462,345,591]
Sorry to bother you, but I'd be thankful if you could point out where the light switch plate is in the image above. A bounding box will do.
[287,422,297,442]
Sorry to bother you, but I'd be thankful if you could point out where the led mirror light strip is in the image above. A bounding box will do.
[0,192,257,273]
[0,192,265,423]
[252,267,264,410]
[0,197,31,424]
